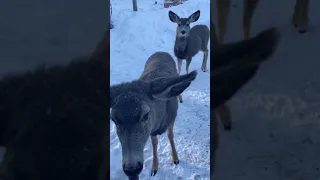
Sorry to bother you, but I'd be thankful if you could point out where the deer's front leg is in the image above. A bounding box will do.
[215,103,232,130]
[168,122,179,165]
[177,58,182,75]
[151,136,159,176]
[201,49,208,72]
[292,0,309,33]
[243,0,259,39]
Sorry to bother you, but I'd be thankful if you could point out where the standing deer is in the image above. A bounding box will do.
[168,10,210,74]
[110,52,197,180]
[215,0,309,42]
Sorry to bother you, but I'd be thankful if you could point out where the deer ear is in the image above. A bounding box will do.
[149,71,197,100]
[188,10,200,23]
[169,11,180,23]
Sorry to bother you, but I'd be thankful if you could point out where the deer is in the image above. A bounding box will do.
[0,31,110,180]
[215,0,309,42]
[110,52,197,180]
[210,21,281,175]
[168,10,210,75]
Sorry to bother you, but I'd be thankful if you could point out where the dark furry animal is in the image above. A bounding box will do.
[212,28,280,109]
[0,31,109,180]
[210,26,281,177]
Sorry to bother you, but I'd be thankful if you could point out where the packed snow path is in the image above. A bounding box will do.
[110,0,210,179]
[212,0,320,180]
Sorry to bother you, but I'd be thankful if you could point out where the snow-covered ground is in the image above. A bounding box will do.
[212,0,320,180]
[110,0,210,179]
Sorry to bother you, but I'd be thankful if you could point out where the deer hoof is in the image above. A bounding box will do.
[201,68,207,72]
[151,169,157,176]
[223,123,232,131]
[173,160,179,165]
[299,30,307,34]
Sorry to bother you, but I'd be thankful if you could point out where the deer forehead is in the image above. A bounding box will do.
[112,94,150,119]
[178,18,190,25]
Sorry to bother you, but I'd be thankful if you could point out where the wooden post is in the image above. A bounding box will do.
[132,0,137,11]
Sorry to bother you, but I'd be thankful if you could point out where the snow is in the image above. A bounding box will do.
[110,0,210,179]
[212,0,320,180]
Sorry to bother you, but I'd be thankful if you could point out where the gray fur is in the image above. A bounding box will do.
[110,52,197,178]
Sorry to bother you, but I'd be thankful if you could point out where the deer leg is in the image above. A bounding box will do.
[201,49,208,72]
[176,72,183,103]
[150,136,159,176]
[215,104,232,130]
[294,0,309,33]
[177,58,182,75]
[216,0,231,43]
[292,0,300,27]
[178,95,183,103]
[168,122,179,165]
[243,0,259,40]
[185,58,192,74]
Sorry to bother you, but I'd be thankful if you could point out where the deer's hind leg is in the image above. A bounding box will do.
[243,0,259,40]
[216,0,231,42]
[151,136,159,176]
[176,72,183,103]
[201,49,208,72]
[185,58,192,74]
[292,0,309,33]
[215,104,232,130]
[178,95,183,103]
[168,121,179,165]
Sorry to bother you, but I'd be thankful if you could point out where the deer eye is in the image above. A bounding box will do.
[178,24,182,26]
[141,113,149,122]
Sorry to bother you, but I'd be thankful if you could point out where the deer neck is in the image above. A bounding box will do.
[174,36,189,59]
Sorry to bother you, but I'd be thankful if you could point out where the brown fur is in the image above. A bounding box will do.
[0,31,109,180]
[215,0,310,42]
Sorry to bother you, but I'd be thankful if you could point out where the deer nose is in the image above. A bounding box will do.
[181,30,186,34]
[123,162,143,177]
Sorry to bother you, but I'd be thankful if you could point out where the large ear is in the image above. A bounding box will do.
[212,66,259,109]
[211,28,281,109]
[150,70,197,100]
[168,11,180,23]
[212,28,281,74]
[188,10,200,23]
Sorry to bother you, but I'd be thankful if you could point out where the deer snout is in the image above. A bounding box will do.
[181,30,186,34]
[123,162,143,177]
